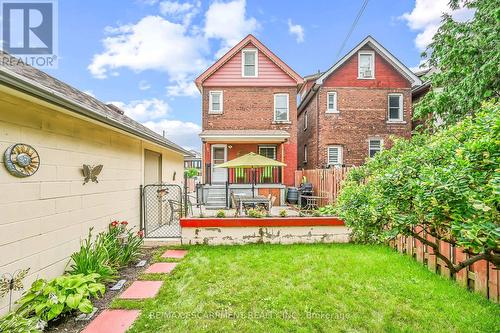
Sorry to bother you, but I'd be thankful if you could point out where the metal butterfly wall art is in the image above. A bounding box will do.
[82,164,103,185]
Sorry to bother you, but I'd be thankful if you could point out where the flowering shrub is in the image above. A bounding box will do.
[336,103,500,273]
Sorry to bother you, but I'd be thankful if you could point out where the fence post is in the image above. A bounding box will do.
[139,185,143,231]
[183,172,188,217]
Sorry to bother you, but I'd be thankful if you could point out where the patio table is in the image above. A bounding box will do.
[235,195,270,214]
[300,195,324,211]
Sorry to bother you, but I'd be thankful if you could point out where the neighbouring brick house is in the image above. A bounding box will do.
[194,34,303,207]
[297,36,422,168]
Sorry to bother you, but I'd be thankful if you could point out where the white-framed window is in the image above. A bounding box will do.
[209,91,223,114]
[303,144,307,163]
[327,145,343,166]
[274,93,289,122]
[326,91,338,113]
[304,111,308,130]
[369,139,383,158]
[358,51,375,79]
[388,93,403,121]
[242,49,258,77]
[258,145,277,160]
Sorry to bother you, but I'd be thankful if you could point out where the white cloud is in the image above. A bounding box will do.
[138,80,151,90]
[109,98,170,122]
[204,0,259,57]
[287,19,304,43]
[143,119,201,150]
[166,76,199,97]
[88,15,208,80]
[159,1,201,26]
[400,0,474,50]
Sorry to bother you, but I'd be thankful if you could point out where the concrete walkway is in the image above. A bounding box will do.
[82,249,187,333]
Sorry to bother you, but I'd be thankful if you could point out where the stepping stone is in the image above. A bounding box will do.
[161,249,188,259]
[145,262,178,274]
[119,281,163,299]
[110,279,126,291]
[136,259,147,267]
[81,309,140,333]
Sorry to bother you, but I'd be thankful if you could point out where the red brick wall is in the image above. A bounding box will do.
[201,87,297,186]
[298,46,412,168]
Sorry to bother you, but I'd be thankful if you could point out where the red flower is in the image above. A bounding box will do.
[110,221,119,227]
[137,230,144,238]
[121,221,129,225]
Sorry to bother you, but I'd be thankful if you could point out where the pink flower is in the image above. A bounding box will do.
[137,230,144,238]
[110,221,119,227]
[121,221,129,226]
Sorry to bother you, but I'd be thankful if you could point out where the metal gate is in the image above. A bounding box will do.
[142,184,183,238]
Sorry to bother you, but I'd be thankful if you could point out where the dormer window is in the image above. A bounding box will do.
[358,51,374,79]
[242,49,258,77]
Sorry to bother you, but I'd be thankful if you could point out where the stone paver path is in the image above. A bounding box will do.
[162,249,188,259]
[145,262,178,274]
[82,249,187,332]
[119,280,163,299]
[81,309,140,333]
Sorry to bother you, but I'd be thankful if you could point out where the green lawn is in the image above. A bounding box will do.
[113,244,500,333]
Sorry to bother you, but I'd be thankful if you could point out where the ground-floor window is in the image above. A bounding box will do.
[369,139,383,157]
[327,145,343,166]
[258,145,277,160]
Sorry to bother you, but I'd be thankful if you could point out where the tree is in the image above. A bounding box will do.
[336,103,499,275]
[415,0,500,126]
[184,168,199,179]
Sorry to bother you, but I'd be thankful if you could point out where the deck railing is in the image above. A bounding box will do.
[229,166,282,184]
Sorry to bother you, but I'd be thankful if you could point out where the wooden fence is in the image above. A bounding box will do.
[390,235,499,303]
[294,168,351,205]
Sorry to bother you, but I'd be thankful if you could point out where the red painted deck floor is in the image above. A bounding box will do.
[161,249,188,259]
[145,262,178,274]
[81,309,140,333]
[119,281,163,299]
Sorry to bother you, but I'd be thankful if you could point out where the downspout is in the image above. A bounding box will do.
[315,86,320,168]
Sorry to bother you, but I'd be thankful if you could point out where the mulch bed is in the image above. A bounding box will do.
[46,247,157,333]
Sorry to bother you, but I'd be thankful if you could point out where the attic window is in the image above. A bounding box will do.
[242,49,258,77]
[358,51,374,79]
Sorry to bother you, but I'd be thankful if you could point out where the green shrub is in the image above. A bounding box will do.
[17,274,104,322]
[215,210,226,218]
[279,209,287,217]
[247,209,264,218]
[0,311,43,333]
[318,205,336,216]
[336,103,500,272]
[67,228,117,282]
[184,168,199,178]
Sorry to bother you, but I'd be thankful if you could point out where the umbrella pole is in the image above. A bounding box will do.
[252,168,255,198]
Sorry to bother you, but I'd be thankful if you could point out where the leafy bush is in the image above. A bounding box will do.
[0,311,44,333]
[67,228,117,282]
[279,209,287,217]
[247,209,264,218]
[336,103,500,272]
[318,205,336,216]
[216,210,226,218]
[16,274,104,322]
[184,168,199,178]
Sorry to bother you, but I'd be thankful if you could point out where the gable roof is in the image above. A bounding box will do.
[194,34,303,90]
[316,36,422,87]
[0,51,190,155]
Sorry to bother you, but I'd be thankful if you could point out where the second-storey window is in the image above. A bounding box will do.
[274,93,289,122]
[258,145,277,160]
[327,145,343,166]
[358,51,374,79]
[369,139,383,157]
[304,111,308,130]
[209,91,223,114]
[242,49,258,77]
[388,93,403,121]
[326,91,337,113]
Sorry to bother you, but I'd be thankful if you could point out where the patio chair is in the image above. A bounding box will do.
[230,192,241,217]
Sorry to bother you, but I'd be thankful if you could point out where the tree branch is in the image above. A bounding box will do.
[410,231,457,274]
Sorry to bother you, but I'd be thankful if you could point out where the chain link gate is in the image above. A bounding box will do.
[142,184,183,238]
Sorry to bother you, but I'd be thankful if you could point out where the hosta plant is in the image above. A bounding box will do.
[0,311,44,333]
[16,273,104,322]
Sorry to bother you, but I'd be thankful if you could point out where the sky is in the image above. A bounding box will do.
[39,0,472,151]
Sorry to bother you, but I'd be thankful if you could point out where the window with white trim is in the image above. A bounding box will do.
[327,145,343,166]
[358,51,374,79]
[388,93,403,121]
[274,93,289,122]
[304,111,308,130]
[369,139,383,158]
[258,145,277,160]
[242,49,258,77]
[209,91,223,114]
[326,91,337,113]
[304,144,307,163]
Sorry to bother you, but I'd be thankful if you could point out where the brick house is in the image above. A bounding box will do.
[297,36,422,168]
[195,34,303,206]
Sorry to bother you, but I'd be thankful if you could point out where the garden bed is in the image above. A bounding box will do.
[46,248,155,333]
